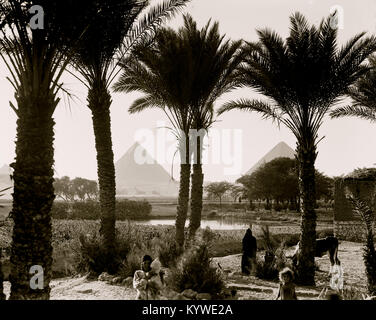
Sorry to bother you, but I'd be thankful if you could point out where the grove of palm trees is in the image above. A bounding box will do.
[1,0,376,304]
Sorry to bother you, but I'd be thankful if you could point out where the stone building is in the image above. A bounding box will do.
[334,169,376,242]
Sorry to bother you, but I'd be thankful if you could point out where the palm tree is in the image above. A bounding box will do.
[68,0,189,269]
[113,20,195,248]
[331,55,376,121]
[183,17,243,240]
[0,0,99,299]
[218,12,376,285]
[113,14,243,247]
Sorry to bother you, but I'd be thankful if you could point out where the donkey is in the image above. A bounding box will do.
[291,236,340,273]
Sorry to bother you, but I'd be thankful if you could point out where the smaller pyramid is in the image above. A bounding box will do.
[246,141,295,175]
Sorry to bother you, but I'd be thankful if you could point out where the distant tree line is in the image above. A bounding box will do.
[54,176,98,202]
[204,157,333,212]
[236,157,333,211]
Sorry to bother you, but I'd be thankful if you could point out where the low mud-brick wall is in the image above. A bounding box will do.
[334,175,376,242]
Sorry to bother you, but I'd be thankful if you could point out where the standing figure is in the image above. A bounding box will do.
[275,267,298,300]
[241,228,257,275]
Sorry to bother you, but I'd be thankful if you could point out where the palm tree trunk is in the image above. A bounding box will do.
[189,164,203,239]
[189,136,203,239]
[0,248,5,300]
[10,108,55,300]
[175,135,191,248]
[296,145,317,286]
[88,83,117,273]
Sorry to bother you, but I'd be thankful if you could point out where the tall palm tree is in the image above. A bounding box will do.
[0,0,98,299]
[113,21,195,248]
[183,17,243,240]
[331,55,376,121]
[218,12,376,285]
[113,14,243,247]
[68,0,189,269]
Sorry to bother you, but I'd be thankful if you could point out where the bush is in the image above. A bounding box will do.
[74,230,131,275]
[51,202,70,219]
[116,199,152,220]
[255,244,289,281]
[273,203,283,212]
[170,242,226,297]
[155,231,183,268]
[71,201,101,220]
[51,199,151,220]
[255,226,289,281]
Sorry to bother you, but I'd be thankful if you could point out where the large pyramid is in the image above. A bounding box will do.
[245,141,295,175]
[115,142,179,196]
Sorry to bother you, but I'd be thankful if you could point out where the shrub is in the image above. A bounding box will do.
[347,197,376,295]
[170,242,226,297]
[74,230,131,275]
[118,249,145,279]
[51,199,152,220]
[273,203,283,212]
[71,200,101,220]
[116,199,152,220]
[255,226,289,281]
[51,201,70,219]
[155,230,183,268]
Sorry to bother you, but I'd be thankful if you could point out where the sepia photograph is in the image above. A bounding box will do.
[0,0,376,307]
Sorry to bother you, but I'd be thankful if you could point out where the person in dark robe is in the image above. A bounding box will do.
[241,228,257,275]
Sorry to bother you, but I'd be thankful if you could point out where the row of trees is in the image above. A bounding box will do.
[2,0,376,299]
[204,157,333,211]
[237,157,333,210]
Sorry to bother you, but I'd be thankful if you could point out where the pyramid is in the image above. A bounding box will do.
[115,142,179,196]
[246,141,295,175]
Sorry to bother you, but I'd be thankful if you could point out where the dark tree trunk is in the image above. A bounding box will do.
[176,164,191,248]
[295,144,317,286]
[88,82,117,273]
[0,248,5,300]
[175,136,191,248]
[189,136,203,239]
[10,105,55,299]
[189,163,203,238]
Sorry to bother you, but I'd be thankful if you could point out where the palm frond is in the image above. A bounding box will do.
[110,0,190,84]
[128,94,165,114]
[217,98,282,123]
[330,105,376,122]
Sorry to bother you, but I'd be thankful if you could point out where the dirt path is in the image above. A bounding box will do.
[2,241,366,300]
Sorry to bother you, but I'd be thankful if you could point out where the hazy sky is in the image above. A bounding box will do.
[1,0,376,182]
